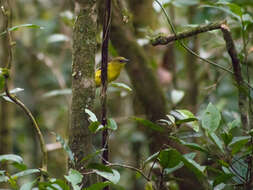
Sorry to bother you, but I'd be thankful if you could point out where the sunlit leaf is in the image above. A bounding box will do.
[0,154,23,164]
[0,24,44,37]
[47,34,70,43]
[64,169,83,190]
[85,109,98,122]
[42,89,72,98]
[20,180,37,190]
[12,169,40,178]
[110,82,132,92]
[171,89,184,105]
[94,169,120,184]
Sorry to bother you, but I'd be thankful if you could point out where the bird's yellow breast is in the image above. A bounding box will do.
[95,61,125,86]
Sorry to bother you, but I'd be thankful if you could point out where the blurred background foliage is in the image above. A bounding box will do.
[0,0,253,189]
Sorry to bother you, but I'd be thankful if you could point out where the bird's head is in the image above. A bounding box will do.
[111,56,129,66]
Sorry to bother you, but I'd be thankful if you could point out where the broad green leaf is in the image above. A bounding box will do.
[85,109,97,122]
[132,117,164,132]
[213,173,234,187]
[181,154,206,179]
[49,178,70,190]
[110,82,132,92]
[20,180,37,190]
[159,149,182,168]
[106,118,117,131]
[94,169,120,184]
[87,163,113,173]
[64,169,83,190]
[0,88,24,97]
[0,154,23,164]
[42,89,72,98]
[228,136,251,154]
[85,182,111,190]
[12,169,40,178]
[88,121,103,133]
[53,133,75,166]
[209,133,225,153]
[201,103,221,133]
[170,136,208,153]
[0,24,44,37]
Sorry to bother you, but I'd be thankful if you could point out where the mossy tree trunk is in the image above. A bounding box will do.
[68,0,97,186]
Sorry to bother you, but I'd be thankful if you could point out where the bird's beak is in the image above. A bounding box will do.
[124,59,130,63]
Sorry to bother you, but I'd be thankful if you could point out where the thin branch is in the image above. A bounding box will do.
[4,82,47,171]
[152,20,226,46]
[1,2,47,172]
[152,0,253,91]
[108,163,150,182]
[101,0,111,188]
[220,24,249,129]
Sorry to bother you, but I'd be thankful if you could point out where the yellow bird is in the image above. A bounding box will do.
[95,57,129,87]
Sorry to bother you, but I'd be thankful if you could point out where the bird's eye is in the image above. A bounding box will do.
[119,60,124,63]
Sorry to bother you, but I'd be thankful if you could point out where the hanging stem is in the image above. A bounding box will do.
[101,0,111,188]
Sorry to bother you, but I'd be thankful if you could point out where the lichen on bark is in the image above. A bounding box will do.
[69,0,97,186]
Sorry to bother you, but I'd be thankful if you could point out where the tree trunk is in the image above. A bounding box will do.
[68,0,97,186]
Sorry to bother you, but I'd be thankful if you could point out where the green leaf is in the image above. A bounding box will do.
[88,121,103,133]
[159,149,182,168]
[87,163,113,173]
[181,154,206,179]
[106,118,118,131]
[213,173,234,187]
[227,120,240,131]
[174,109,199,132]
[20,180,37,190]
[132,117,164,132]
[85,182,111,190]
[201,103,221,133]
[85,109,98,122]
[110,82,132,92]
[12,169,40,178]
[94,169,120,184]
[228,136,251,154]
[0,176,9,183]
[0,154,23,164]
[209,133,225,153]
[170,136,208,153]
[221,132,233,146]
[64,169,83,190]
[42,89,72,98]
[53,133,75,166]
[0,24,44,37]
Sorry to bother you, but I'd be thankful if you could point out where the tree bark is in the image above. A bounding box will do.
[68,0,97,186]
